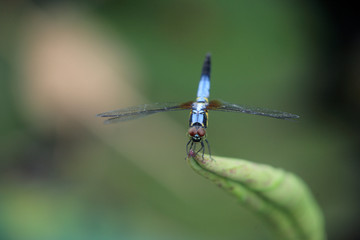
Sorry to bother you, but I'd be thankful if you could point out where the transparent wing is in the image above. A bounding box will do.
[97,101,193,124]
[207,100,300,120]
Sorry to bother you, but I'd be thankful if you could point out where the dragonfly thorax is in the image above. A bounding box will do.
[189,102,208,128]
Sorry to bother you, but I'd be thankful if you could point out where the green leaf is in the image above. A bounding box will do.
[187,154,326,240]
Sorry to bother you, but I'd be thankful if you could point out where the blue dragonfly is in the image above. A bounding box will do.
[97,54,299,157]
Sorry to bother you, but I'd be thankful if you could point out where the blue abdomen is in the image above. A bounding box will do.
[196,54,211,101]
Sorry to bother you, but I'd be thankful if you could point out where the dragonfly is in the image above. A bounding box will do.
[97,54,299,157]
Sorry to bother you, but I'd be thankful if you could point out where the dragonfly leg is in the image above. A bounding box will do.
[189,141,195,155]
[196,141,204,157]
[205,139,212,159]
[201,141,205,159]
[186,139,192,156]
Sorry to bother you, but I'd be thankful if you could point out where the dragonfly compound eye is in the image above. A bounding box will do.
[197,128,206,137]
[188,127,197,137]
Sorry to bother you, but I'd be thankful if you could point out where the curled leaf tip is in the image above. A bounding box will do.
[187,154,326,240]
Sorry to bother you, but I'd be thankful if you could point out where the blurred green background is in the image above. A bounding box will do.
[0,1,359,239]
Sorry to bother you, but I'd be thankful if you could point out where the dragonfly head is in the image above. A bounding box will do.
[188,126,206,142]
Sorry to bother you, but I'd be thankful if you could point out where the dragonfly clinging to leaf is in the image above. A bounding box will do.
[97,54,299,157]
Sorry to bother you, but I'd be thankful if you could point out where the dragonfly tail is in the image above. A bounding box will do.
[202,53,211,77]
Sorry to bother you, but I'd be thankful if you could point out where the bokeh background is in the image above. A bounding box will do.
[0,1,359,239]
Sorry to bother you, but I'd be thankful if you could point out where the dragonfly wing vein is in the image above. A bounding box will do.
[97,101,193,124]
[103,112,156,124]
[208,100,299,120]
